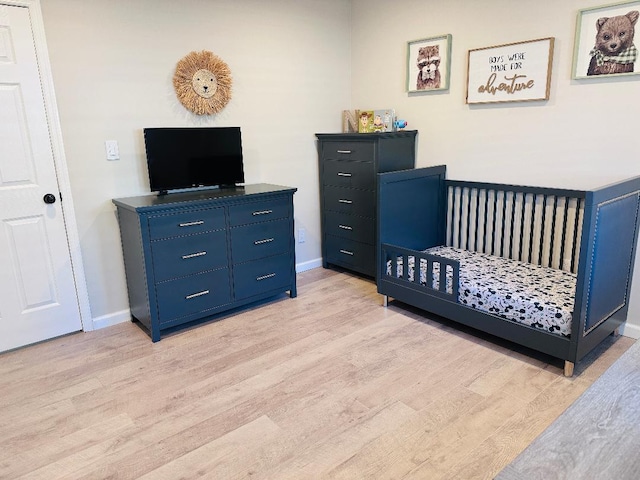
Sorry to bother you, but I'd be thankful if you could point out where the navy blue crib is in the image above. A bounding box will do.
[378,166,640,376]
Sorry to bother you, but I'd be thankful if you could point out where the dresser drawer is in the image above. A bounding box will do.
[325,235,375,274]
[323,185,375,217]
[151,230,228,282]
[228,196,290,227]
[324,211,375,243]
[321,141,374,162]
[230,218,291,263]
[156,268,232,323]
[233,253,292,300]
[322,159,375,189]
[148,207,225,240]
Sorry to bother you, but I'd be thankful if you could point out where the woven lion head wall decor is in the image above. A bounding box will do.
[173,50,232,115]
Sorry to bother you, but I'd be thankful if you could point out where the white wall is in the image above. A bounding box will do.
[39,0,350,327]
[351,0,640,337]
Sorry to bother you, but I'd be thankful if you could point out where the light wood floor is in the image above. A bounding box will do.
[0,267,634,480]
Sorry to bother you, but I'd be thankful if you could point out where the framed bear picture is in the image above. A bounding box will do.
[572,0,640,79]
[406,34,452,93]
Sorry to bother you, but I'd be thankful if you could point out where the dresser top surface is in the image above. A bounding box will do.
[113,184,296,212]
[315,130,417,141]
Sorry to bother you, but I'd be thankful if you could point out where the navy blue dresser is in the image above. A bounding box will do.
[113,184,297,341]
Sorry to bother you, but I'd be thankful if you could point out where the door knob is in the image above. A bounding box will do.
[43,193,56,204]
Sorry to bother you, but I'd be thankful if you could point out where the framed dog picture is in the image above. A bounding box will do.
[572,0,640,79]
[406,34,452,93]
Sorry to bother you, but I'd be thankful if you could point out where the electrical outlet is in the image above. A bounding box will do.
[105,140,120,160]
[298,228,306,243]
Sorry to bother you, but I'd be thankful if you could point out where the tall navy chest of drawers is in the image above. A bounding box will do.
[113,184,297,341]
[316,131,417,277]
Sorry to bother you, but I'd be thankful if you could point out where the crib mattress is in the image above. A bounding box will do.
[388,246,576,337]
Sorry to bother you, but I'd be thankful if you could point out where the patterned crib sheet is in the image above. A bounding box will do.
[387,246,576,337]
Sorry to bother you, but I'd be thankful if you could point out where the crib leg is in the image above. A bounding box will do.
[564,361,575,377]
[382,295,388,307]
[612,327,620,337]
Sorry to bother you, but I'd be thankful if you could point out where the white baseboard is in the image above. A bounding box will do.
[90,260,324,331]
[92,309,131,330]
[620,322,640,339]
[296,257,323,272]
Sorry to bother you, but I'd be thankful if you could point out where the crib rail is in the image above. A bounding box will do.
[381,243,459,301]
[445,181,586,273]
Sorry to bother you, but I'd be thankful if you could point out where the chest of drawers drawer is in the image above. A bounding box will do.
[155,268,232,324]
[322,159,375,189]
[148,207,225,240]
[324,235,375,274]
[323,185,375,217]
[229,197,290,227]
[321,141,375,162]
[230,218,291,264]
[150,230,228,283]
[324,211,375,243]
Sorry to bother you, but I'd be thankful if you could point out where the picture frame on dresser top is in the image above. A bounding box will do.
[315,131,417,278]
[113,184,297,342]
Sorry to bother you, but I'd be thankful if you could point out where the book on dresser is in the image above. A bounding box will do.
[315,131,417,278]
[112,184,297,342]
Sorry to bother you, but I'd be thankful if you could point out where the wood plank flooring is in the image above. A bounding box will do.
[0,267,634,479]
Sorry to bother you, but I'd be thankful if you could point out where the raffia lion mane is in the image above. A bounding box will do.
[173,50,232,115]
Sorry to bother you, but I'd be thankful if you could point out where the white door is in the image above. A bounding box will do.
[0,4,82,351]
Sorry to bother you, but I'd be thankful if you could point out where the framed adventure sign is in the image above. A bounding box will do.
[466,37,555,104]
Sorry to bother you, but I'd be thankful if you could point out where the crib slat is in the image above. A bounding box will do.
[528,194,537,264]
[508,191,517,260]
[559,197,569,271]
[457,187,463,249]
[518,193,527,262]
[498,190,506,257]
[489,190,498,255]
[474,189,481,252]
[549,196,558,268]
[538,195,548,266]
[483,189,490,254]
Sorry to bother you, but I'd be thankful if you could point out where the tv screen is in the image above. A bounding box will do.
[143,127,245,193]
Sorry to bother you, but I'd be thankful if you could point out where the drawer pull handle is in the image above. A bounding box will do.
[338,225,353,230]
[182,251,207,259]
[186,290,209,299]
[336,150,352,154]
[256,273,276,281]
[337,172,352,177]
[252,210,273,216]
[254,238,275,245]
[338,199,352,204]
[339,249,354,256]
[179,220,205,227]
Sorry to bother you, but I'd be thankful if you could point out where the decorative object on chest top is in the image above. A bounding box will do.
[378,166,640,376]
[113,185,297,342]
[173,50,232,115]
[316,131,417,278]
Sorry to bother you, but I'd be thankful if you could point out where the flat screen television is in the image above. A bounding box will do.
[143,127,245,194]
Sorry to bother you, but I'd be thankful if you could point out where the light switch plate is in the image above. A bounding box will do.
[105,140,120,160]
